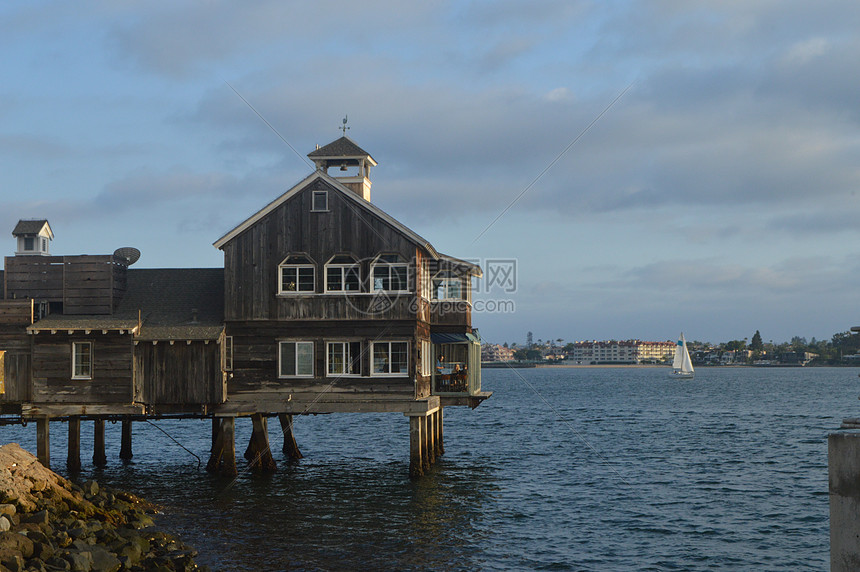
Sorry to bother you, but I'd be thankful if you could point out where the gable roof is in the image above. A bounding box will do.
[12,220,53,239]
[213,170,440,256]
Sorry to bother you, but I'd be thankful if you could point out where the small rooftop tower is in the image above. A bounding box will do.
[307,122,377,201]
[12,219,53,256]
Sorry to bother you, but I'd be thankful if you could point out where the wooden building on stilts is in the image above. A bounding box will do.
[0,135,491,478]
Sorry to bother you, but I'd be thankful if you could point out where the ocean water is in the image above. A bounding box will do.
[1,366,857,571]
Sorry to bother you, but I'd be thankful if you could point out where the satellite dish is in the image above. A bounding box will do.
[113,247,141,265]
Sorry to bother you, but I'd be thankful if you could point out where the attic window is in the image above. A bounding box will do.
[371,254,409,293]
[312,191,328,212]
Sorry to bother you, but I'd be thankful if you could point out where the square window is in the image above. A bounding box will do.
[327,341,361,376]
[312,191,328,211]
[372,341,409,375]
[280,341,314,377]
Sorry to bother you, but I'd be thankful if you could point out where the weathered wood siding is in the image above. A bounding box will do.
[3,255,127,314]
[226,320,419,399]
[135,340,225,406]
[4,257,64,301]
[31,332,133,403]
[223,180,423,322]
[0,300,32,402]
[430,302,472,328]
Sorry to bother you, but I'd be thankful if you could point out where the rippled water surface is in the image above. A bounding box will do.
[2,367,857,570]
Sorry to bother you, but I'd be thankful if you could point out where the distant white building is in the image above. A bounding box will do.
[481,343,514,362]
[569,340,675,364]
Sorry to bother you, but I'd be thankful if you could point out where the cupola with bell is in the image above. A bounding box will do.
[307,117,377,201]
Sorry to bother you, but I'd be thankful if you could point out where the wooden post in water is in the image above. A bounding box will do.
[409,415,424,478]
[206,416,238,477]
[244,413,276,472]
[278,413,303,460]
[421,415,431,473]
[67,417,81,473]
[93,418,107,467]
[119,417,133,461]
[36,417,50,469]
[427,412,436,466]
[436,407,444,456]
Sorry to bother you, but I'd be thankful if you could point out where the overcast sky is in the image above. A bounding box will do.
[2,1,859,345]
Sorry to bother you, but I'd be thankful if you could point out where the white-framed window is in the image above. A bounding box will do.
[420,340,431,377]
[279,341,314,377]
[279,254,315,294]
[371,254,409,293]
[222,336,233,372]
[312,190,328,212]
[327,341,362,376]
[325,255,360,292]
[371,341,409,376]
[432,272,463,300]
[72,342,93,380]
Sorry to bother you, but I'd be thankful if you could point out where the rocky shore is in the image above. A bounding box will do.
[0,443,206,572]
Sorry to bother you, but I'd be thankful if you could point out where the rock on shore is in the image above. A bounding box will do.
[0,443,207,572]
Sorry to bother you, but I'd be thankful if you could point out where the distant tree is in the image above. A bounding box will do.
[790,336,807,350]
[503,342,509,348]
[513,349,528,360]
[750,331,764,352]
[563,342,575,353]
[525,349,542,360]
[527,331,534,347]
[725,340,746,351]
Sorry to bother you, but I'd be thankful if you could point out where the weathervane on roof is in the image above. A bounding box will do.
[340,115,350,136]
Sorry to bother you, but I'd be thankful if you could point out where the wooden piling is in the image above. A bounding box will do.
[67,417,81,473]
[421,415,431,473]
[436,407,444,457]
[427,412,436,465]
[36,417,50,469]
[119,417,133,461]
[278,413,303,460]
[244,413,276,472]
[206,416,238,478]
[409,416,424,478]
[93,418,107,467]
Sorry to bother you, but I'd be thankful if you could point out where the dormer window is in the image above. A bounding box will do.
[371,254,409,293]
[312,191,328,212]
[279,254,315,294]
[325,255,360,292]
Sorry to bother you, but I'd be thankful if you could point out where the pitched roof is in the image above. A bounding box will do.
[12,220,52,239]
[29,268,225,340]
[307,136,376,164]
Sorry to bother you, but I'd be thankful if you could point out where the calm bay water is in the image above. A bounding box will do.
[2,366,858,570]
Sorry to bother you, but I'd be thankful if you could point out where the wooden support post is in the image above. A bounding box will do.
[206,417,238,478]
[427,412,436,466]
[67,417,81,473]
[421,415,431,473]
[409,416,424,478]
[119,417,133,461]
[36,417,50,469]
[244,413,276,472]
[436,407,445,456]
[278,413,303,460]
[93,418,107,467]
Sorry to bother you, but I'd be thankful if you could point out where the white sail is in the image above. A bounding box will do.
[671,333,694,377]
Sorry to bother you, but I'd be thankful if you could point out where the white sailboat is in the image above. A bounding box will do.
[670,333,695,378]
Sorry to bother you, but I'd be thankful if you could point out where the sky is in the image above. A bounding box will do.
[2,1,860,346]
